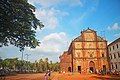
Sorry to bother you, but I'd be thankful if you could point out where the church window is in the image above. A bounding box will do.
[114,54,116,58]
[102,54,104,57]
[109,47,111,51]
[102,52,104,57]
[115,64,117,69]
[113,46,114,50]
[116,44,119,48]
[118,52,120,57]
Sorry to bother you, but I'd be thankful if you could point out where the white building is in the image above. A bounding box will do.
[108,38,120,72]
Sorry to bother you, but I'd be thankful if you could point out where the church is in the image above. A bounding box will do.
[59,28,109,73]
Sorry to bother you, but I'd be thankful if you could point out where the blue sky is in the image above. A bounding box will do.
[0,0,120,62]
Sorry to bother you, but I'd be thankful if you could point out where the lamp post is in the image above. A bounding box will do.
[25,54,31,71]
[21,51,24,72]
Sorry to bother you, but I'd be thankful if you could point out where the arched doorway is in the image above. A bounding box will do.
[68,67,71,72]
[89,61,95,73]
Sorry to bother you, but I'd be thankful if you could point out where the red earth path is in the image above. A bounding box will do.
[1,72,120,80]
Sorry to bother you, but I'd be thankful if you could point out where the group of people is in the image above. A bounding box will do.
[44,70,51,80]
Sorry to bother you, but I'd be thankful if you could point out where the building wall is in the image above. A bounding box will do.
[60,51,72,72]
[108,38,120,72]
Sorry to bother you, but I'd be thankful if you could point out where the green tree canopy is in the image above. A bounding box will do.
[0,0,44,51]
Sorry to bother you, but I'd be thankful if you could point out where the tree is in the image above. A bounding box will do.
[53,62,60,72]
[33,60,38,72]
[0,57,4,68]
[45,58,49,71]
[39,59,44,72]
[16,60,22,71]
[4,58,9,69]
[49,60,53,71]
[12,58,18,70]
[0,0,44,51]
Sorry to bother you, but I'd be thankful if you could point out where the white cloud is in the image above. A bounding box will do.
[114,33,120,37]
[29,32,69,54]
[35,8,68,30]
[28,0,83,7]
[107,23,120,30]
[35,8,58,30]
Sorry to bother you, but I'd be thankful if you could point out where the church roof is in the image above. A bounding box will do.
[108,38,120,46]
[73,35,82,41]
[59,51,68,58]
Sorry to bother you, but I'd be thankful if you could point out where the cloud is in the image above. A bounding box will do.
[29,32,69,54]
[107,23,120,30]
[114,33,120,37]
[35,8,58,30]
[28,0,83,7]
[35,8,68,30]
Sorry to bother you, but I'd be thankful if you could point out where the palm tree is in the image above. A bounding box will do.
[39,59,44,72]
[49,61,53,71]
[45,58,49,71]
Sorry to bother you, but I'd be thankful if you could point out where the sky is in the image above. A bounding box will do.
[0,0,120,62]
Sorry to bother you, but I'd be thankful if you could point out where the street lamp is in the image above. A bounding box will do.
[25,54,31,71]
[21,51,24,72]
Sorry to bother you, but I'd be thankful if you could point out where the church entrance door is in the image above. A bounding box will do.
[68,67,71,72]
[78,66,81,72]
[89,61,95,73]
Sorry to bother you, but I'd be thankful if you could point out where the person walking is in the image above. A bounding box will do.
[48,70,51,80]
[44,73,48,80]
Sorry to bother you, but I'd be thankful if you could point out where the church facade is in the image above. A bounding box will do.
[59,28,109,73]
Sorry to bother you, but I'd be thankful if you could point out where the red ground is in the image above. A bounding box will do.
[1,72,120,80]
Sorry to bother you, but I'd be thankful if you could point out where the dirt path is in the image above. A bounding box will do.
[3,73,45,80]
[52,73,120,80]
[1,72,120,80]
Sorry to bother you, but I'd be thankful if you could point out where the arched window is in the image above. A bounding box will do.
[102,54,104,57]
[102,52,104,57]
[68,67,71,72]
